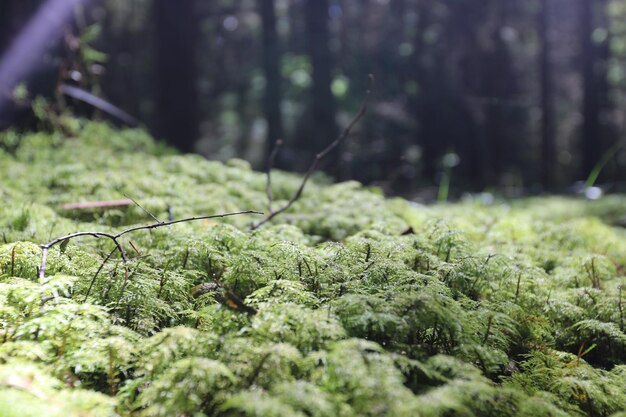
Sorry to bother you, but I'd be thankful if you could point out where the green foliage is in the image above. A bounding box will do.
[0,360,117,417]
[506,350,626,416]
[137,357,236,417]
[1,122,626,416]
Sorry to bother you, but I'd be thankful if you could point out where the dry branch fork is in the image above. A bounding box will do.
[251,74,373,230]
[38,210,262,280]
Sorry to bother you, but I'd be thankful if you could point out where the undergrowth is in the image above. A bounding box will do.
[0,121,625,416]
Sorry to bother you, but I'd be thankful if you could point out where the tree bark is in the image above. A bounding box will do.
[579,0,608,179]
[539,0,556,189]
[153,0,198,152]
[412,0,437,181]
[302,0,338,169]
[258,0,284,159]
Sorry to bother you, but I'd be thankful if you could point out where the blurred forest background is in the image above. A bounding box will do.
[1,0,626,197]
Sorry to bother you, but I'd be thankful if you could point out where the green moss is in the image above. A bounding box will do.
[0,121,625,416]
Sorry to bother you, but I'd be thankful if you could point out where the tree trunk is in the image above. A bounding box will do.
[413,0,437,181]
[539,0,556,189]
[579,0,608,179]
[302,0,338,170]
[153,0,198,152]
[258,0,284,159]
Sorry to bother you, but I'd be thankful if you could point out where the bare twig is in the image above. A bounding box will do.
[123,194,162,223]
[39,210,262,280]
[252,74,373,230]
[83,247,118,302]
[266,139,284,212]
[59,84,139,126]
[128,241,141,256]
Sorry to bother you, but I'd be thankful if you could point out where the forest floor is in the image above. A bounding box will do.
[0,121,625,417]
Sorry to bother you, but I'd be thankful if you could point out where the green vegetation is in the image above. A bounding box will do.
[1,121,625,416]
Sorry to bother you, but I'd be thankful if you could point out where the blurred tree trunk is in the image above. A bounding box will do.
[412,0,437,181]
[539,0,556,189]
[101,1,150,123]
[413,1,480,186]
[258,0,284,159]
[579,0,609,179]
[302,0,338,170]
[153,0,198,152]
[388,0,407,92]
[480,2,522,186]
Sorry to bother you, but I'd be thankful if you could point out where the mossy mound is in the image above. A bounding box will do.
[0,121,625,416]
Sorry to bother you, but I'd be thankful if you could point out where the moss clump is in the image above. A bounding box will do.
[1,121,626,416]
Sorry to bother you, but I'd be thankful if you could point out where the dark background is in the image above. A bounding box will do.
[1,0,625,197]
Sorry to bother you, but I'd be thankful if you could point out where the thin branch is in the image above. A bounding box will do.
[124,194,162,223]
[38,210,262,280]
[116,211,261,238]
[59,83,139,126]
[252,75,373,230]
[83,247,118,302]
[266,139,284,212]
[246,352,271,386]
[116,262,140,306]
[128,241,141,257]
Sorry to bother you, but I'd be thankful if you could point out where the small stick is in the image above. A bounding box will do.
[252,74,373,230]
[123,194,162,224]
[83,247,118,302]
[38,210,262,280]
[266,139,284,212]
[59,84,139,126]
[61,199,133,210]
[128,241,141,256]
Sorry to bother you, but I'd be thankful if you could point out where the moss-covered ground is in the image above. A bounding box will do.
[0,122,625,416]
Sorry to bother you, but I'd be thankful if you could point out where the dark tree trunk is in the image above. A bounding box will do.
[414,1,482,187]
[153,0,198,152]
[258,0,284,159]
[101,1,148,122]
[539,0,556,189]
[388,0,407,93]
[413,1,437,181]
[302,0,338,169]
[479,2,522,186]
[579,0,608,179]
